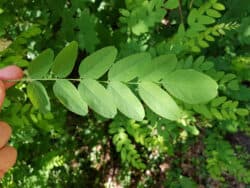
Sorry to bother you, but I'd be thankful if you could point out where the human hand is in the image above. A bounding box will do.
[0,65,23,179]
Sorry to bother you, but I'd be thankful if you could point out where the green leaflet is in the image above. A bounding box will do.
[79,46,117,79]
[108,52,151,82]
[27,81,51,113]
[198,15,215,25]
[236,108,249,116]
[163,69,218,104]
[165,0,179,9]
[188,9,199,26]
[78,79,117,118]
[138,81,182,121]
[28,49,54,78]
[211,96,227,107]
[206,9,221,18]
[212,3,225,11]
[183,125,200,135]
[140,54,178,81]
[53,80,87,116]
[193,104,213,119]
[107,81,145,121]
[52,41,78,78]
[210,107,223,120]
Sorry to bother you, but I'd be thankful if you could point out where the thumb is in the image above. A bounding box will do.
[0,146,17,174]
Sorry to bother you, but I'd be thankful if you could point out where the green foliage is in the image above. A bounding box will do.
[109,120,146,170]
[184,0,232,52]
[192,96,249,120]
[205,134,250,183]
[120,0,167,35]
[109,117,165,169]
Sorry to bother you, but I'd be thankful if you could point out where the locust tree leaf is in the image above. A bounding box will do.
[79,46,117,79]
[28,49,54,78]
[107,81,145,121]
[138,81,182,121]
[52,41,78,78]
[163,69,218,104]
[53,80,88,116]
[78,79,117,118]
[108,52,151,82]
[27,81,51,113]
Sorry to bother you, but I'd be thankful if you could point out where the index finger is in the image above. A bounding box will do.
[0,65,23,89]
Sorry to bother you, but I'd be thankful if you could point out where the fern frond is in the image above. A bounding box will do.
[187,22,239,52]
[109,120,146,169]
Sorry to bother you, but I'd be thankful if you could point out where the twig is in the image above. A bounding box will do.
[189,0,194,9]
[178,0,184,24]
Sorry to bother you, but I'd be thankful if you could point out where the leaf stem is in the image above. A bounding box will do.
[5,78,146,85]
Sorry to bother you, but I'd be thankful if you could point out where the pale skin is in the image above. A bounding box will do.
[0,65,23,179]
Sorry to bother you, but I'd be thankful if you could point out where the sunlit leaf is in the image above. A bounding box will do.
[28,49,54,78]
[78,79,116,118]
[138,81,182,121]
[53,80,87,116]
[108,81,145,121]
[79,46,117,79]
[163,69,218,104]
[108,53,151,82]
[27,81,51,113]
